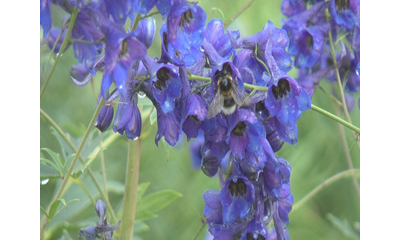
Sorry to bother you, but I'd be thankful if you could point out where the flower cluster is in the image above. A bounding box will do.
[281,0,360,110]
[78,199,121,240]
[40,0,359,239]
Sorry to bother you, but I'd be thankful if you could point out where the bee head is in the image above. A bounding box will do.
[215,63,234,92]
[272,79,291,99]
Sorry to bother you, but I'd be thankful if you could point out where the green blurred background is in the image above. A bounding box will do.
[40,0,360,239]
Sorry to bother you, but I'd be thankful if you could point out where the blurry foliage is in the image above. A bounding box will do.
[40,0,360,239]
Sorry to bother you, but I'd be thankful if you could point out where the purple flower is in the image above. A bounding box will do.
[150,64,182,114]
[112,91,142,140]
[220,173,255,225]
[330,0,360,30]
[203,189,223,224]
[78,199,121,240]
[159,0,206,66]
[135,17,156,49]
[264,73,311,143]
[155,103,182,146]
[46,27,69,54]
[189,133,204,169]
[204,19,237,58]
[281,0,307,17]
[99,18,147,98]
[95,105,114,132]
[40,0,52,38]
[71,12,105,75]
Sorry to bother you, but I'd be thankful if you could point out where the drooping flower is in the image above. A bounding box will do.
[40,0,52,38]
[99,18,147,98]
[159,0,206,66]
[220,169,255,225]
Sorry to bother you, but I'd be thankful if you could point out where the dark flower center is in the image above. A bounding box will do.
[162,32,168,52]
[119,39,128,58]
[189,115,200,122]
[153,67,170,90]
[228,178,247,197]
[272,79,291,99]
[179,9,193,27]
[233,121,247,136]
[335,0,350,12]
[246,233,265,240]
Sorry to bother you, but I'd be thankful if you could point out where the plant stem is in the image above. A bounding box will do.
[335,105,360,197]
[192,219,207,240]
[40,108,118,224]
[311,104,360,134]
[327,30,352,125]
[223,0,255,28]
[119,139,142,240]
[40,98,104,239]
[291,169,360,213]
[40,6,79,100]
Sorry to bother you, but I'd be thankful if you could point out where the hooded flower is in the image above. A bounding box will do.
[99,18,147,98]
[220,169,255,225]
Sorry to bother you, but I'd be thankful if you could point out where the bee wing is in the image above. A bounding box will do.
[207,89,224,119]
[231,84,253,107]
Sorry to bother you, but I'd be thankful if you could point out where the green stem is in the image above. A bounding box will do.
[335,105,360,197]
[40,98,104,239]
[119,139,141,240]
[192,219,206,240]
[327,30,352,124]
[292,169,360,213]
[223,0,255,28]
[40,108,118,224]
[40,6,79,100]
[311,104,360,134]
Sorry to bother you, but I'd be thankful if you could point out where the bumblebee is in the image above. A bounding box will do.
[207,63,250,119]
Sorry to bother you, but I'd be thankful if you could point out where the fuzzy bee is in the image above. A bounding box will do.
[207,63,251,119]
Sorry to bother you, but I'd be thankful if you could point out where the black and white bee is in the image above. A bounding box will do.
[207,63,251,119]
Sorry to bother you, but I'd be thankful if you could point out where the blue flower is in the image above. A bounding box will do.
[40,0,52,38]
[71,12,105,75]
[204,19,237,59]
[95,104,114,132]
[159,0,206,66]
[99,18,147,98]
[150,64,182,114]
[220,173,255,225]
[330,0,360,30]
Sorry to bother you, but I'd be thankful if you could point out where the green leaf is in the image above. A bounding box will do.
[62,154,75,176]
[135,211,158,221]
[40,158,62,175]
[327,213,359,240]
[48,199,67,220]
[59,122,86,138]
[137,182,151,200]
[41,148,63,172]
[137,96,153,106]
[106,180,126,194]
[133,221,149,234]
[40,206,49,218]
[149,108,157,126]
[136,190,182,214]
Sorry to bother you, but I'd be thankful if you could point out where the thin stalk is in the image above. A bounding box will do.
[192,220,207,240]
[40,108,118,224]
[311,104,360,134]
[223,0,256,28]
[40,7,79,100]
[72,178,97,206]
[292,169,360,212]
[327,30,352,125]
[335,106,360,197]
[40,98,104,238]
[119,139,142,240]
